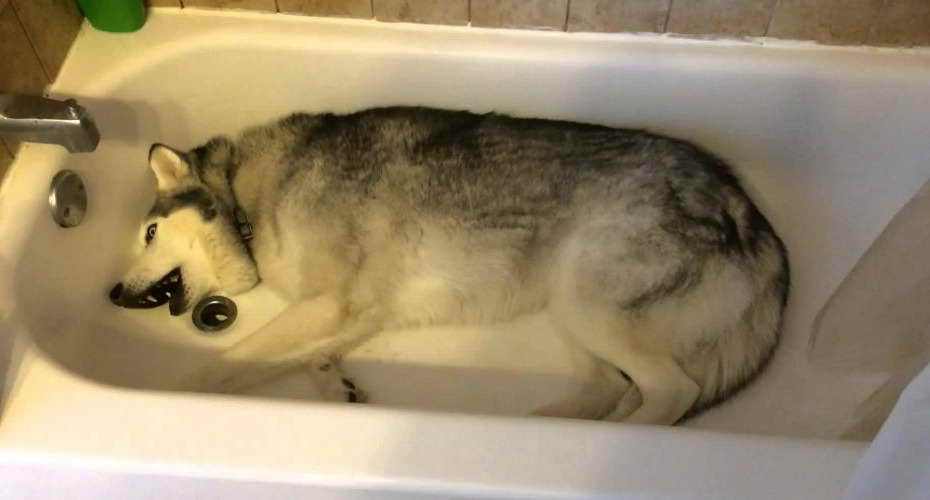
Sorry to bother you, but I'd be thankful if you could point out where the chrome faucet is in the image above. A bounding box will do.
[0,94,100,153]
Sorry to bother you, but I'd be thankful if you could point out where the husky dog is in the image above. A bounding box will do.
[109,107,789,424]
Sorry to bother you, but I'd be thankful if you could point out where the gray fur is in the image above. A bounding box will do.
[236,107,786,314]
[149,186,217,220]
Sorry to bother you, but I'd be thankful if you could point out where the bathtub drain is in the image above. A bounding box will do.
[192,296,237,333]
[48,170,87,228]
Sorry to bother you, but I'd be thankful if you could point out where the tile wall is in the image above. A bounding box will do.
[165,0,930,47]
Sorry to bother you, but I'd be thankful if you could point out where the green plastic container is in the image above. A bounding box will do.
[77,0,146,33]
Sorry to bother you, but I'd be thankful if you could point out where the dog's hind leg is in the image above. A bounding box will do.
[541,223,705,425]
[606,385,642,421]
[600,348,699,425]
[550,300,700,425]
[532,328,630,420]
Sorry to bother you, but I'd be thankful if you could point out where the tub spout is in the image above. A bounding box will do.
[0,94,100,153]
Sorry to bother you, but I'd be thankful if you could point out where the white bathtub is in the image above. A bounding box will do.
[2,8,929,499]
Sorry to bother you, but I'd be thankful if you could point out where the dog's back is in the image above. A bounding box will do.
[220,107,789,423]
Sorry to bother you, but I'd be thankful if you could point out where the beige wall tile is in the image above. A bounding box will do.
[768,0,882,45]
[375,0,467,25]
[0,3,48,94]
[11,0,83,81]
[471,0,568,30]
[278,0,372,17]
[869,0,930,47]
[768,0,831,41]
[828,0,885,44]
[666,0,778,37]
[184,0,276,10]
[147,0,182,6]
[568,0,671,33]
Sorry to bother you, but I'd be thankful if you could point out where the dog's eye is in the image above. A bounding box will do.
[145,223,157,245]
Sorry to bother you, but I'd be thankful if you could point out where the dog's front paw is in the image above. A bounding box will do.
[340,377,368,403]
[308,361,368,403]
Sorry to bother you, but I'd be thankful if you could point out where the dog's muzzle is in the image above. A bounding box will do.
[109,267,185,314]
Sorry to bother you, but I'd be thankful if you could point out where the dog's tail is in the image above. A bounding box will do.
[682,217,789,420]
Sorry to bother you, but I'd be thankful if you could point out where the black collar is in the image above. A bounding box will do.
[233,206,253,244]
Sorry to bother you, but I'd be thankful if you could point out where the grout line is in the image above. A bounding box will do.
[866,0,890,45]
[764,0,781,36]
[8,0,53,85]
[467,0,471,26]
[0,138,12,159]
[562,0,571,31]
[662,0,675,33]
[824,0,838,42]
[370,0,374,19]
[274,0,279,13]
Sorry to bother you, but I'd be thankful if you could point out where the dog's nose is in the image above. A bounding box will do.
[109,283,124,305]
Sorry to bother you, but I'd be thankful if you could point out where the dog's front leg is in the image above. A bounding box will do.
[179,295,382,399]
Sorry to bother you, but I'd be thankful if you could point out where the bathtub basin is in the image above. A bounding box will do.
[3,8,929,499]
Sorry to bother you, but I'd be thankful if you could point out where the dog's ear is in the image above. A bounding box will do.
[149,144,191,191]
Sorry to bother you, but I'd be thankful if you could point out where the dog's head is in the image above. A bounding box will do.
[109,140,259,315]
